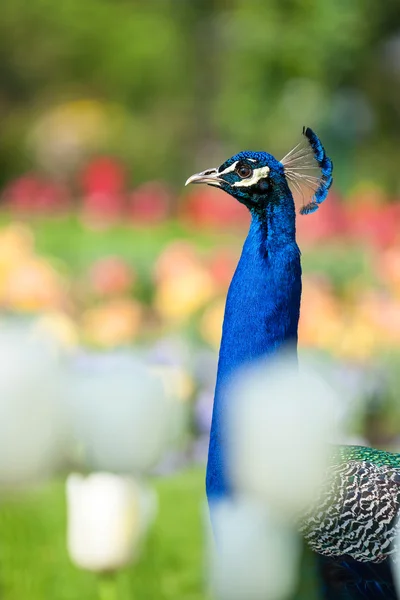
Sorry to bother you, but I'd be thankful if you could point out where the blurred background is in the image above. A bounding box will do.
[0,0,400,598]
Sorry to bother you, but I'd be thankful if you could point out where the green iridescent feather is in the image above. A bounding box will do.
[333,445,400,469]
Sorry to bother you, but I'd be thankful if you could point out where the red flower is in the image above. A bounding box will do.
[80,157,126,197]
[4,175,69,213]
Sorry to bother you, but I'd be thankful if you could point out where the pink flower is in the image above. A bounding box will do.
[89,257,135,296]
[81,192,126,225]
[296,190,347,246]
[128,182,170,224]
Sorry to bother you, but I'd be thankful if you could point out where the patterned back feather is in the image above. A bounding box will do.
[300,445,400,599]
[281,126,333,215]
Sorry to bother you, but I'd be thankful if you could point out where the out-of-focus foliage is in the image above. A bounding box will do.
[0,0,190,183]
[0,0,400,190]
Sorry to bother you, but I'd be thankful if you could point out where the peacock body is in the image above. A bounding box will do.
[185,128,399,598]
[301,445,400,565]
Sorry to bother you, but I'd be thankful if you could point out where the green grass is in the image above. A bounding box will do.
[1,214,372,291]
[302,242,375,293]
[3,215,232,276]
[0,469,208,600]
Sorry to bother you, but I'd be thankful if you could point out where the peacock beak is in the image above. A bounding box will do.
[185,168,222,187]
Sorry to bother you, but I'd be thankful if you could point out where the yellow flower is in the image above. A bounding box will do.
[335,316,377,361]
[154,266,215,323]
[3,258,65,312]
[0,223,34,295]
[81,299,142,348]
[298,277,343,352]
[34,311,79,349]
[200,298,225,349]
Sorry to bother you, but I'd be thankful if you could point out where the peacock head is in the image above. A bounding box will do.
[185,128,333,216]
[185,151,286,211]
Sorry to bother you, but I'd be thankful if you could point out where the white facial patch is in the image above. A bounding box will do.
[233,165,270,188]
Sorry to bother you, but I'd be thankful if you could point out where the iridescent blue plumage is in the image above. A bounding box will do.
[188,146,302,500]
[301,127,333,213]
[185,128,398,599]
[207,199,301,498]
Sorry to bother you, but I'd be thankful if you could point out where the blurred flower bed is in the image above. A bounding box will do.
[0,161,399,462]
[1,159,400,362]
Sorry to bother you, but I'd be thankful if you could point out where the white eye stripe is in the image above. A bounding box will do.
[219,158,257,176]
[232,165,270,187]
[218,160,239,176]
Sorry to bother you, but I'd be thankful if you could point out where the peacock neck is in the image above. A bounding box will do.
[206,191,302,500]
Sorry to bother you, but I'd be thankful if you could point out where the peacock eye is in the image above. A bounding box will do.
[236,163,253,179]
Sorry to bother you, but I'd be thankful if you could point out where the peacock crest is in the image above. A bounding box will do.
[281,126,333,215]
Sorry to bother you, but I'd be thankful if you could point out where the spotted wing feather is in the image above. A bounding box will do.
[300,460,400,563]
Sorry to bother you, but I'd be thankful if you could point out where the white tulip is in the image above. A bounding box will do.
[227,354,339,517]
[0,319,65,485]
[207,497,300,600]
[65,352,171,473]
[66,472,157,572]
[299,350,373,440]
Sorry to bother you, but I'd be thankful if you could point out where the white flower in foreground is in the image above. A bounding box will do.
[207,498,300,600]
[66,472,157,572]
[65,352,171,473]
[0,320,65,485]
[227,355,340,517]
[150,364,193,445]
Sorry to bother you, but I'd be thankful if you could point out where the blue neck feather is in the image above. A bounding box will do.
[206,187,302,500]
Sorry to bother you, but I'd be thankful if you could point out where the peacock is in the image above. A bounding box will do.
[185,127,400,599]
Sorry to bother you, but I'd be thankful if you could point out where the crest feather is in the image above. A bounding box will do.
[281,127,333,215]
